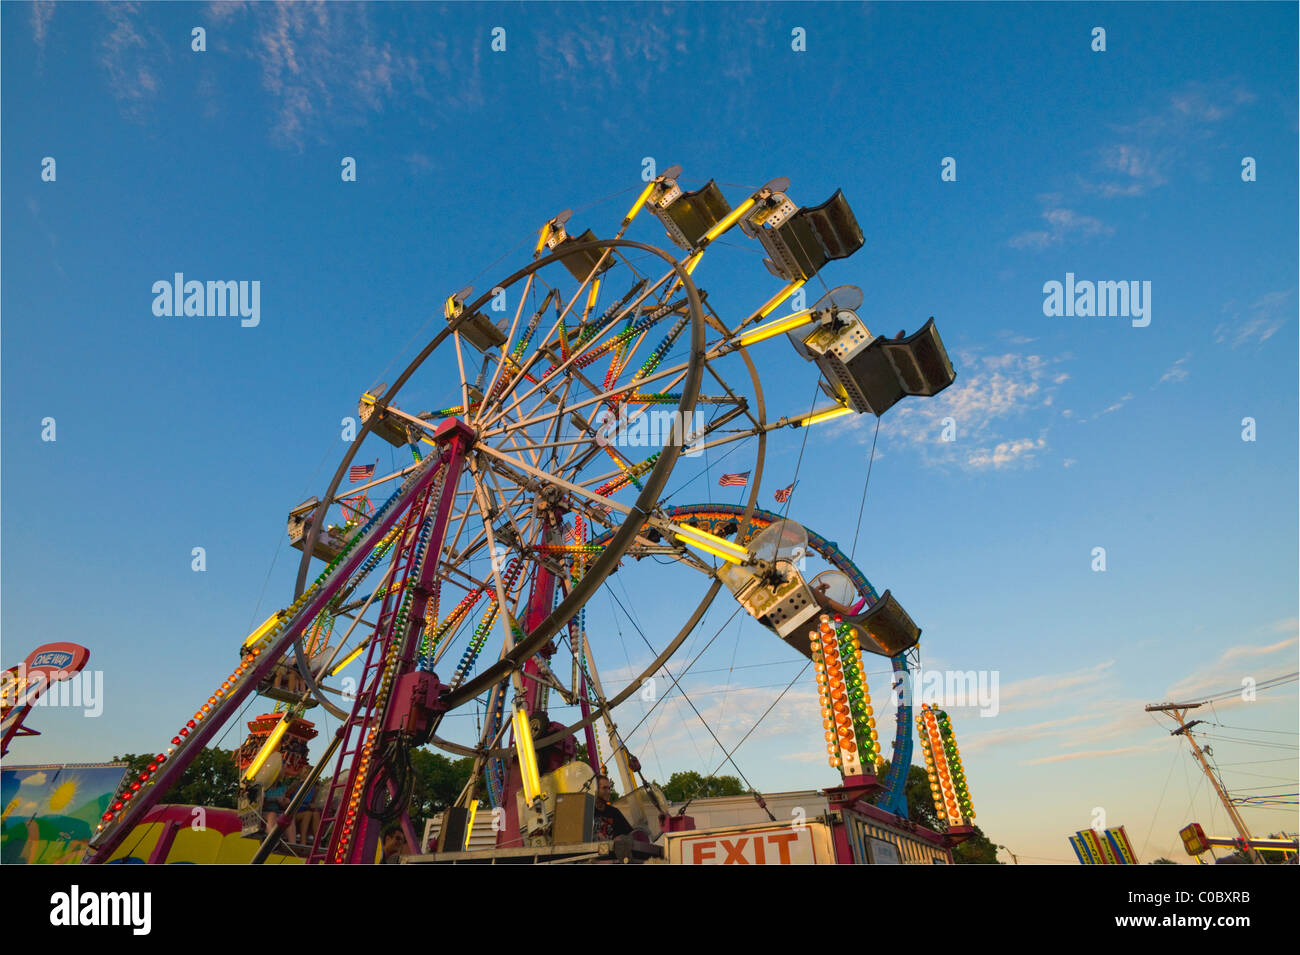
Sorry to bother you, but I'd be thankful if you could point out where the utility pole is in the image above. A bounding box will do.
[1146,701,1263,864]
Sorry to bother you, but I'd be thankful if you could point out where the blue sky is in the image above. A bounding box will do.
[3,1,1296,864]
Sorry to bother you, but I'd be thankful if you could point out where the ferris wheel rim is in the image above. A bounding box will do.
[433,311,773,761]
[287,238,711,719]
[440,238,709,709]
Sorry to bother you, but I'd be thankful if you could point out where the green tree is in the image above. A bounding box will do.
[951,825,1000,864]
[408,749,474,830]
[113,747,239,809]
[657,771,745,802]
[871,760,1001,864]
[1150,857,1178,864]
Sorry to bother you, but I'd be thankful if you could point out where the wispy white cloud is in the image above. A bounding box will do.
[206,1,449,148]
[537,14,693,100]
[967,691,1162,760]
[1158,354,1191,384]
[1012,80,1257,246]
[1214,290,1294,348]
[830,348,1069,472]
[1089,393,1133,421]
[1168,83,1255,124]
[971,633,1297,766]
[99,3,167,120]
[1009,199,1114,249]
[619,680,821,772]
[995,661,1117,715]
[1165,636,1298,701]
[1081,81,1254,198]
[1072,391,1133,424]
[966,437,1045,470]
[1090,143,1168,197]
[32,0,55,50]
[1023,742,1163,765]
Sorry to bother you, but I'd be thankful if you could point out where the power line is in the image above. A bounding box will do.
[1199,734,1298,751]
[606,585,764,797]
[1184,671,1297,705]
[850,416,882,562]
[1208,723,1299,737]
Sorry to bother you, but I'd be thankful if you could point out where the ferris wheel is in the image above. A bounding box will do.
[86,167,958,864]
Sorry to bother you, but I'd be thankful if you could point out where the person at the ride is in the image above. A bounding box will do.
[380,825,405,864]
[292,773,321,844]
[263,777,292,840]
[591,772,633,842]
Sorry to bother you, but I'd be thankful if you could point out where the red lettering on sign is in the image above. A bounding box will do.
[768,831,799,864]
[691,840,717,864]
[721,838,748,864]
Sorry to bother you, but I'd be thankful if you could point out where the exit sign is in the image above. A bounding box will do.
[673,824,829,865]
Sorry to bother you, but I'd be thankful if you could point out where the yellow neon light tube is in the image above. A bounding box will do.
[701,196,756,244]
[736,309,816,347]
[676,538,745,564]
[799,406,854,427]
[242,610,286,654]
[621,181,656,229]
[464,799,479,850]
[586,278,601,313]
[684,251,704,275]
[243,715,290,781]
[671,525,749,562]
[535,222,552,255]
[328,643,368,677]
[757,280,805,319]
[444,295,460,320]
[512,706,542,803]
[616,750,636,794]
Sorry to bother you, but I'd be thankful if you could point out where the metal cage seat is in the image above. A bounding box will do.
[287,497,349,562]
[741,186,865,282]
[543,210,616,284]
[359,386,418,448]
[794,311,956,417]
[846,589,920,657]
[853,318,956,416]
[645,166,734,249]
[256,659,319,707]
[444,286,508,353]
[716,519,820,641]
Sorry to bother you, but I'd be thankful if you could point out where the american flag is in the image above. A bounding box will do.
[774,481,797,503]
[718,471,751,487]
[349,463,376,483]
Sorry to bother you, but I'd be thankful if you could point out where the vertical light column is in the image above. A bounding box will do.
[838,621,881,771]
[811,614,880,777]
[917,703,974,827]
